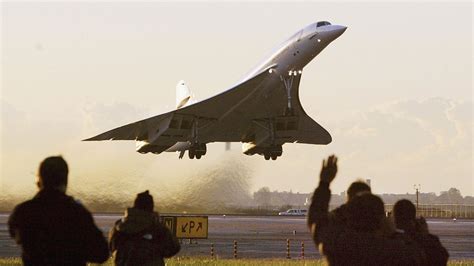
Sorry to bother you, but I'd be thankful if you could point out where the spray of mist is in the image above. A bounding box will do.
[160,155,254,211]
[1,152,256,213]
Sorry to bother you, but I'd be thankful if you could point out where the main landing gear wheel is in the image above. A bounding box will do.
[188,149,195,159]
[263,145,283,161]
[188,143,207,159]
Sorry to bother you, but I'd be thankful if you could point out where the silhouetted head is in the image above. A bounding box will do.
[393,199,416,229]
[347,181,371,202]
[37,156,68,192]
[348,193,385,232]
[134,190,154,212]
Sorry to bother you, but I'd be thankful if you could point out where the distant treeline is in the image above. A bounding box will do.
[253,187,474,208]
[1,187,472,213]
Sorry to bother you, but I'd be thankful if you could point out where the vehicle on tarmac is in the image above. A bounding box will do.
[278,209,307,216]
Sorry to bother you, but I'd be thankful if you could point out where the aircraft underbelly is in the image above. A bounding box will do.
[189,79,329,145]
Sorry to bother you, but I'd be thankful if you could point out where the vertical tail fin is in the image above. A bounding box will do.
[176,80,192,109]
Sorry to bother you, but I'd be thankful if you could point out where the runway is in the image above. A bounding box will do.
[1,214,473,259]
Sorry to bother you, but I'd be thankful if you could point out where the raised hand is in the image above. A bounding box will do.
[320,155,338,184]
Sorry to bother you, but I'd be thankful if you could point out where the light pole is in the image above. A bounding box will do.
[414,184,421,213]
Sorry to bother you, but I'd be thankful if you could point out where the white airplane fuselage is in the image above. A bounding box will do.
[163,21,347,155]
[86,21,348,160]
[243,22,346,82]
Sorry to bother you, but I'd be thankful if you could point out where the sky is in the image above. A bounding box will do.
[1,1,472,201]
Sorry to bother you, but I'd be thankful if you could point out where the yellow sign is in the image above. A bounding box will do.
[163,217,175,233]
[175,216,208,239]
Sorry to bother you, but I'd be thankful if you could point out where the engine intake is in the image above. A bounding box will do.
[242,143,283,160]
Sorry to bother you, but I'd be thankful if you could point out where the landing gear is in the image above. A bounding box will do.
[280,70,301,116]
[284,107,294,116]
[263,145,283,161]
[281,74,294,116]
[187,117,208,159]
[188,143,207,159]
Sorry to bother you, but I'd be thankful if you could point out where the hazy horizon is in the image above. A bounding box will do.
[1,2,472,201]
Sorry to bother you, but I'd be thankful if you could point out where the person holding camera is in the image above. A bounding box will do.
[393,199,449,266]
[109,191,180,266]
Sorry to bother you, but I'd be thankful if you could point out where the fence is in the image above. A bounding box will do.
[262,204,474,219]
[191,240,313,259]
[383,204,474,219]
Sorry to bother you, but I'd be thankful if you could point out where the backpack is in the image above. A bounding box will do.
[113,222,180,266]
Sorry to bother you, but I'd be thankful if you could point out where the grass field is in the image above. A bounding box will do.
[0,257,474,266]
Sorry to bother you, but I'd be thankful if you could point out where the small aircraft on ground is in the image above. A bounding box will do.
[84,21,347,160]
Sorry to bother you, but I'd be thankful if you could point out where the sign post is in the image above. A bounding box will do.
[161,216,208,239]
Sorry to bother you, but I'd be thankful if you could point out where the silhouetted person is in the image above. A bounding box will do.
[327,181,372,229]
[8,156,109,266]
[307,155,424,265]
[393,199,449,266]
[109,190,180,266]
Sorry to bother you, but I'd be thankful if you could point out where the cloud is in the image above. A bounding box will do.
[1,97,472,200]
[72,97,474,196]
[328,98,472,194]
[81,101,152,136]
[336,98,470,150]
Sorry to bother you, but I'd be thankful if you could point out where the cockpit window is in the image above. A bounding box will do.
[316,21,331,27]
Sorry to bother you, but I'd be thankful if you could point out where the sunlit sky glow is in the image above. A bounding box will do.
[1,2,472,199]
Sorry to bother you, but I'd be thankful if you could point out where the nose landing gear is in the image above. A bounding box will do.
[280,70,302,116]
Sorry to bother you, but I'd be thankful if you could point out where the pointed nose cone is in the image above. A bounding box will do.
[331,25,347,40]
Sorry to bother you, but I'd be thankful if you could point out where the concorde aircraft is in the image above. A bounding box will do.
[84,21,347,160]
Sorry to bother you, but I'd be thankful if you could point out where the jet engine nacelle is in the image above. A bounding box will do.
[242,142,259,155]
[136,141,170,154]
[166,141,192,152]
[242,142,283,160]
